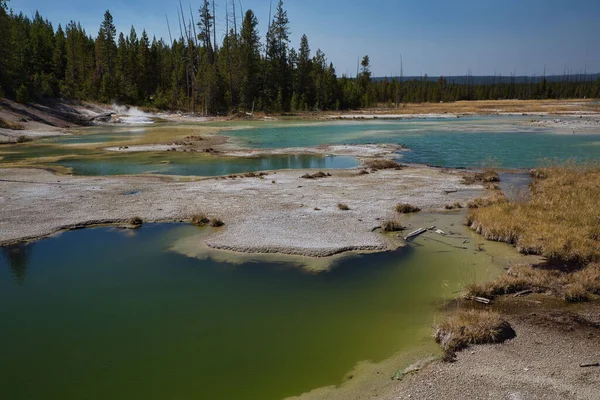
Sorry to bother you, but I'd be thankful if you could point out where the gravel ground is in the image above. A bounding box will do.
[0,166,481,256]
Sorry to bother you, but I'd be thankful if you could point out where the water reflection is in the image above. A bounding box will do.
[2,243,33,284]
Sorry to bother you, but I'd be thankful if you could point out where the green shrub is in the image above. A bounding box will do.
[16,84,30,104]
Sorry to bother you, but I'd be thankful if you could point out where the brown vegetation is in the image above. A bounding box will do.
[462,169,500,185]
[301,171,331,179]
[467,165,600,263]
[0,117,25,130]
[242,171,268,178]
[395,203,421,214]
[445,202,464,210]
[209,218,225,227]
[129,216,143,226]
[364,159,403,170]
[435,309,516,362]
[381,218,405,232]
[191,214,210,226]
[465,263,600,303]
[467,193,507,209]
[337,203,350,211]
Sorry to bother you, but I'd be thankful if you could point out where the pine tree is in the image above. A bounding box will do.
[95,10,117,101]
[265,0,291,111]
[239,10,261,111]
[52,25,66,89]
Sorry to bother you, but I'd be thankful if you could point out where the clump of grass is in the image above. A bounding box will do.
[572,263,600,295]
[466,193,507,209]
[364,159,403,170]
[465,263,600,303]
[210,218,225,227]
[242,171,268,178]
[445,202,464,210]
[462,169,500,185]
[191,214,210,226]
[435,309,516,362]
[395,203,421,214]
[564,283,591,303]
[301,171,331,179]
[0,117,25,131]
[468,165,600,263]
[357,169,369,175]
[129,216,143,227]
[381,218,405,232]
[337,203,350,211]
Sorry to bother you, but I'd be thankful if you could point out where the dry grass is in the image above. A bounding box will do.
[242,171,268,178]
[301,171,331,179]
[129,216,143,226]
[359,99,599,115]
[465,263,600,303]
[395,203,421,214]
[467,193,507,209]
[468,165,600,263]
[564,283,591,303]
[435,309,516,362]
[462,169,500,185]
[337,203,350,211]
[381,218,405,232]
[364,159,403,170]
[191,214,210,226]
[0,117,25,130]
[210,218,224,227]
[445,202,464,210]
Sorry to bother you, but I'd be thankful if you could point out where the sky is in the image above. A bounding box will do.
[7,0,600,77]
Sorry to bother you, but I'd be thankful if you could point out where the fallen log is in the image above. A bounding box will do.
[403,228,427,240]
[580,363,600,368]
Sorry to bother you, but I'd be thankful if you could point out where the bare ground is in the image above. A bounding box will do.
[0,166,482,256]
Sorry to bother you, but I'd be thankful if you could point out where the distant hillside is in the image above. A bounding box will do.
[373,74,600,85]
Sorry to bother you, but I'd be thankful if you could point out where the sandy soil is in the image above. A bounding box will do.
[0,166,482,256]
[292,299,600,400]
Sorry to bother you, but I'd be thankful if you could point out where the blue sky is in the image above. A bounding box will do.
[8,0,600,77]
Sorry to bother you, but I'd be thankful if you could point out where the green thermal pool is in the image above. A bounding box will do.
[0,214,533,400]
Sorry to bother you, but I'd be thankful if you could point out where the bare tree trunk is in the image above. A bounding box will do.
[226,3,234,108]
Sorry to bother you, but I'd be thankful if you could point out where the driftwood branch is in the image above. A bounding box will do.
[403,228,427,240]
[465,295,491,304]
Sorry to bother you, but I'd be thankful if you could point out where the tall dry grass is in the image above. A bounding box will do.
[435,309,516,361]
[465,263,600,302]
[468,165,600,264]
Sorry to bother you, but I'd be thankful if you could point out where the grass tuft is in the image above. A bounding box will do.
[381,218,405,232]
[462,169,500,185]
[395,203,421,214]
[301,171,331,179]
[337,203,350,211]
[364,159,403,170]
[129,216,143,226]
[191,214,210,226]
[445,202,464,210]
[210,218,225,227]
[0,117,25,131]
[435,309,516,362]
[564,283,591,303]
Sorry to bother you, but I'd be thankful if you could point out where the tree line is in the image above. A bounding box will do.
[0,0,598,114]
